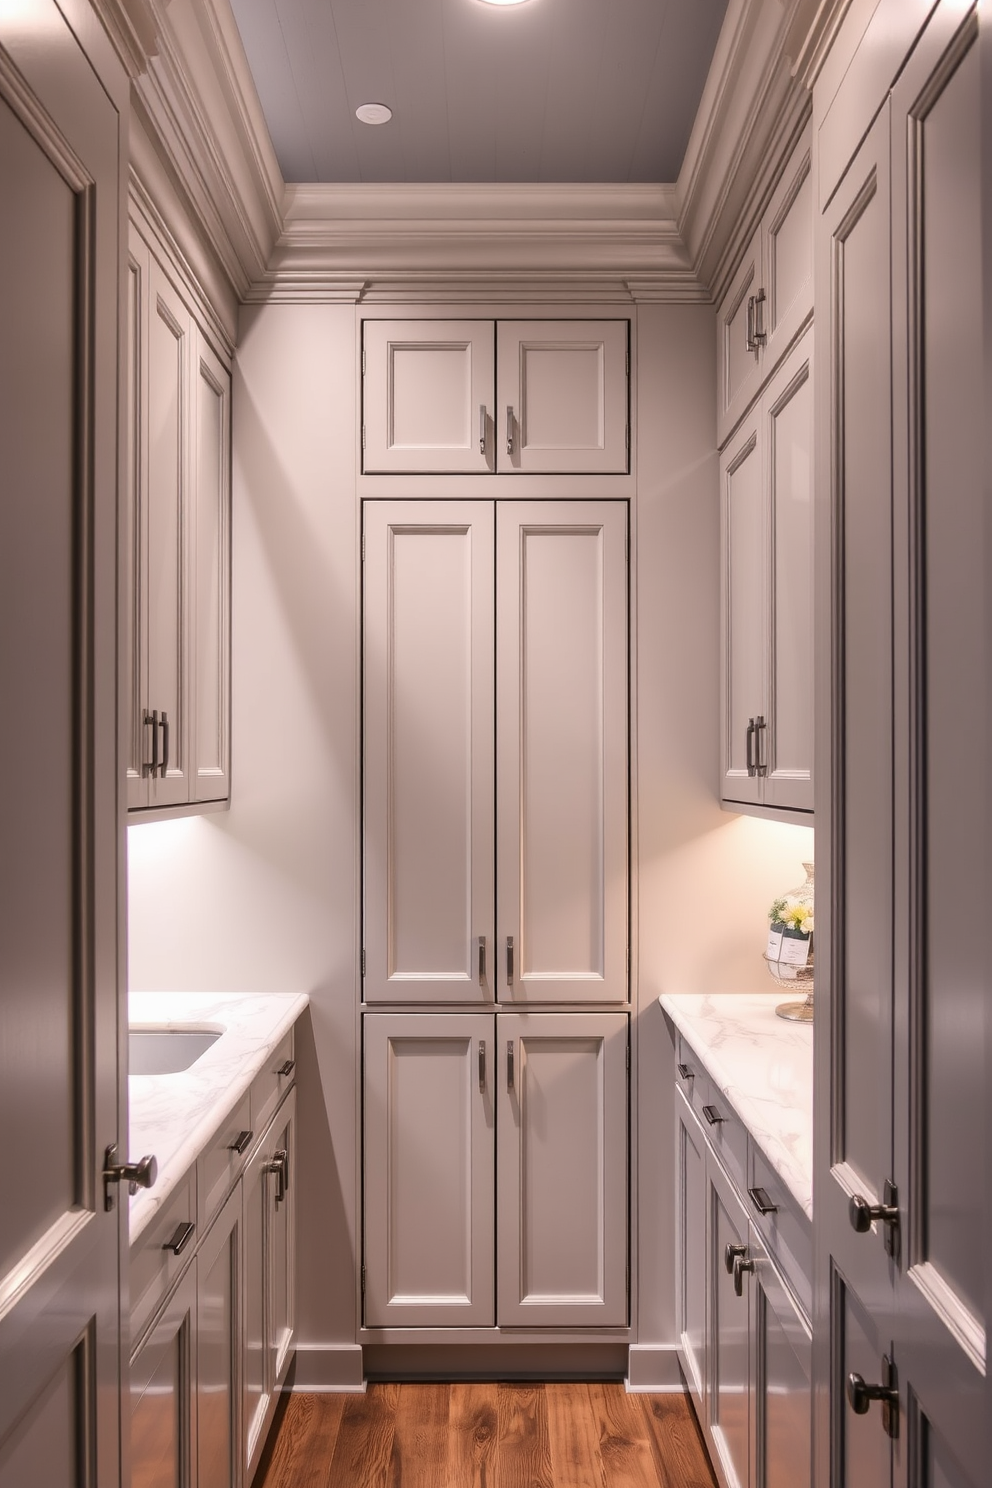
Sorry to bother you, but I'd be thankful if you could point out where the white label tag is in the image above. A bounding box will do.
[765,925,784,960]
[779,932,811,968]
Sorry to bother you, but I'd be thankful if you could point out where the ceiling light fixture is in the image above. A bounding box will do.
[478,0,531,6]
[355,103,393,125]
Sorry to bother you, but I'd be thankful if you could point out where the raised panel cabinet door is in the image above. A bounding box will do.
[362,319,495,473]
[496,502,628,1004]
[705,1153,750,1488]
[496,1013,628,1328]
[717,228,763,447]
[888,9,986,1487]
[130,1266,197,1488]
[813,101,898,1486]
[0,10,124,1486]
[266,1090,296,1396]
[196,1183,241,1488]
[190,329,231,805]
[748,1231,811,1488]
[363,501,495,1003]
[126,224,151,809]
[364,1014,495,1327]
[764,330,814,813]
[676,1088,708,1413]
[242,1137,267,1480]
[145,254,192,808]
[760,123,813,378]
[496,320,629,473]
[720,410,766,807]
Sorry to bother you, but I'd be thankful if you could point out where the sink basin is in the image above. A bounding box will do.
[129,1028,221,1077]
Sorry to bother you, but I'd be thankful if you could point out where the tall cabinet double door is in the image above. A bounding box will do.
[362,498,630,1333]
[363,498,629,1006]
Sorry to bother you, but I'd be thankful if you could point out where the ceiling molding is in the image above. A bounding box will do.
[129,0,283,300]
[89,0,161,79]
[128,0,831,308]
[675,0,815,298]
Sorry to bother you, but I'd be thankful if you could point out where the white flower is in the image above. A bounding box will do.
[800,916,814,935]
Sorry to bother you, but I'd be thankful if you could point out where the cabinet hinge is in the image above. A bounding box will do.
[362,424,366,449]
[361,533,365,562]
[361,1263,366,1296]
[361,949,366,976]
[362,345,366,377]
[626,1045,630,1071]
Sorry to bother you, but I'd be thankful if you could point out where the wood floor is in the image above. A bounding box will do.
[254,1381,717,1488]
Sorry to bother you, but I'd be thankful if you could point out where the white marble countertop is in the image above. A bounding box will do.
[659,992,813,1220]
[128,991,309,1243]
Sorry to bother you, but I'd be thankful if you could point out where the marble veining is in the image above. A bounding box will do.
[659,992,813,1219]
[128,991,309,1242]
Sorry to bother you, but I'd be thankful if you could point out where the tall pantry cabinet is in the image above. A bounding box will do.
[814,2,987,1486]
[361,474,630,1336]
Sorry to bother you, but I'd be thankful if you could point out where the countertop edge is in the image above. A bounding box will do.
[128,992,310,1244]
[659,992,813,1221]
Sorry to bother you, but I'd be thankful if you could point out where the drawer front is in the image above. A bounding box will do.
[250,1029,295,1137]
[129,1169,197,1350]
[197,1090,252,1234]
[746,1141,813,1321]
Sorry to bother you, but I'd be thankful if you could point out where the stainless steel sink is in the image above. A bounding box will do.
[129,1028,221,1077]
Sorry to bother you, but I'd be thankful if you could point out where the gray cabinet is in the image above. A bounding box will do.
[128,1070,296,1488]
[363,1011,628,1331]
[126,215,231,814]
[362,319,629,474]
[673,1049,811,1488]
[720,330,814,816]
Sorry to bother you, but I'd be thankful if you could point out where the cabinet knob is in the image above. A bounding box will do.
[724,1242,747,1275]
[847,1356,899,1438]
[748,1185,778,1215]
[163,1220,195,1256]
[277,1059,296,1078]
[733,1253,755,1297]
[229,1129,253,1156]
[103,1145,158,1209]
[677,1062,692,1081]
[265,1148,289,1204]
[701,1104,724,1126]
[849,1180,899,1257]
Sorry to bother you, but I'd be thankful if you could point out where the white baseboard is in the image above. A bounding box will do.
[289,1344,366,1393]
[624,1344,685,1393]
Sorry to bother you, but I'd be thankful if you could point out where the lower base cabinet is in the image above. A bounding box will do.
[677,1086,811,1488]
[363,1011,628,1331]
[130,1086,296,1488]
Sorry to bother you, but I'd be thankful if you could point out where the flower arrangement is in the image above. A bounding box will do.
[768,896,814,938]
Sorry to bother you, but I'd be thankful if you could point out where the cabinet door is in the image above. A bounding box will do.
[363,502,495,1003]
[496,502,628,1004]
[266,1090,296,1394]
[763,331,813,812]
[705,1154,750,1488]
[197,1185,241,1488]
[130,1267,197,1488]
[676,1088,708,1412]
[749,1232,811,1488]
[144,255,192,808]
[720,411,766,808]
[496,321,629,473]
[363,1014,495,1327]
[126,227,151,810]
[717,229,762,447]
[497,1012,627,1327]
[242,1136,267,1479]
[190,330,231,805]
[760,126,813,379]
[362,320,494,473]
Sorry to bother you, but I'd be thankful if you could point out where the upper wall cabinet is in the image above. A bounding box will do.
[721,329,813,816]
[362,319,629,475]
[717,124,813,448]
[126,220,231,814]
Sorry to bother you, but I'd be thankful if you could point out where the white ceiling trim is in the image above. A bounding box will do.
[109,0,826,308]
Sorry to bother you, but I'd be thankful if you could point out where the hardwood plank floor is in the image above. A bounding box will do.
[254,1383,717,1488]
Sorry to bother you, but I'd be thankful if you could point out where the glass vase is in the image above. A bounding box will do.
[764,861,814,1023]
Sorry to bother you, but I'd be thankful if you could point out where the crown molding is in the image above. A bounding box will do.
[123,0,830,308]
[89,0,161,79]
[676,0,815,299]
[127,0,282,301]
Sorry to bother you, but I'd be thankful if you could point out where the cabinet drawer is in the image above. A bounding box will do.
[676,1041,747,1195]
[197,1090,251,1234]
[746,1141,813,1321]
[250,1030,295,1137]
[129,1169,197,1350]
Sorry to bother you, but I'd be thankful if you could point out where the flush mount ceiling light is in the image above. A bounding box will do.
[477,0,532,6]
[356,103,393,125]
